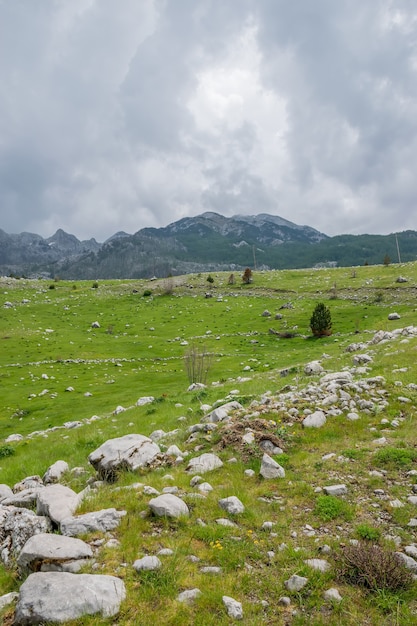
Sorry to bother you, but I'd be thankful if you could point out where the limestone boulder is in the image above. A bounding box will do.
[17,533,93,574]
[14,572,125,624]
[149,494,189,519]
[60,508,126,536]
[36,484,82,525]
[43,460,69,485]
[88,434,160,481]
[260,453,285,479]
[186,453,223,474]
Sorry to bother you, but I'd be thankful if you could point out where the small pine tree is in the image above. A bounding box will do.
[310,302,332,337]
[242,268,253,284]
[206,274,214,284]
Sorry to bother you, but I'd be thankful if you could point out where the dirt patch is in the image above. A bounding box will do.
[215,417,286,461]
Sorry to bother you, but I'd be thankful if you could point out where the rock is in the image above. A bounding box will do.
[149,494,189,518]
[36,484,81,525]
[88,434,161,481]
[14,476,44,492]
[133,555,161,571]
[302,411,326,428]
[60,508,126,536]
[136,396,154,406]
[200,566,222,574]
[0,507,53,566]
[260,453,285,479]
[396,276,408,283]
[5,433,23,442]
[14,572,125,624]
[259,439,283,455]
[304,361,324,375]
[261,310,271,317]
[395,552,417,571]
[216,518,238,527]
[408,496,417,506]
[323,484,347,496]
[323,588,342,602]
[42,460,69,485]
[177,588,202,604]
[186,453,223,474]
[91,321,100,328]
[284,574,308,592]
[388,312,401,320]
[0,591,18,610]
[223,595,243,619]
[321,371,353,384]
[17,533,93,574]
[218,496,245,515]
[304,558,330,572]
[0,484,14,502]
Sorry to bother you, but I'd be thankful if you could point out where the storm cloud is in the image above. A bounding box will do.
[0,0,415,240]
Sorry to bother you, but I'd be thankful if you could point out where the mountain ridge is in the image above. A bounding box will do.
[0,212,415,279]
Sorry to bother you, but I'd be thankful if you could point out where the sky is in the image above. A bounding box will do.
[0,0,416,242]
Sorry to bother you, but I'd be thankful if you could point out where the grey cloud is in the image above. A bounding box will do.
[0,0,416,240]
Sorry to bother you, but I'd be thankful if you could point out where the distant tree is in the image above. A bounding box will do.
[383,254,391,266]
[310,302,332,337]
[206,274,214,284]
[242,268,253,284]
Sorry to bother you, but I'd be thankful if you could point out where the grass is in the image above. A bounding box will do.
[1,264,417,624]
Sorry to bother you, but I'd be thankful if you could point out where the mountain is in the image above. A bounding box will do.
[0,213,416,279]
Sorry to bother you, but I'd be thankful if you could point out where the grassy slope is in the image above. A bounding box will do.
[0,263,417,624]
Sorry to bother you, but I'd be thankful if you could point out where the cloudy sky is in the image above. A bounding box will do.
[1,0,416,241]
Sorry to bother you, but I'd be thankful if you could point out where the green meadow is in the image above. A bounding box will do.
[1,263,417,624]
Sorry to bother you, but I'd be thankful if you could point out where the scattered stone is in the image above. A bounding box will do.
[14,572,125,623]
[88,434,161,481]
[36,484,82,525]
[304,558,330,572]
[200,566,222,574]
[302,411,326,428]
[133,556,161,571]
[218,496,245,515]
[136,396,154,406]
[149,494,189,518]
[42,460,69,485]
[223,595,243,620]
[186,453,223,474]
[0,592,19,610]
[388,312,401,320]
[60,508,126,536]
[323,484,347,496]
[304,361,324,375]
[278,596,291,606]
[284,574,308,592]
[323,588,342,602]
[17,533,93,574]
[260,453,285,479]
[177,588,202,604]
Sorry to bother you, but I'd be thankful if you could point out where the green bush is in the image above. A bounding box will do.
[356,523,381,542]
[315,495,353,521]
[143,289,152,297]
[0,445,15,459]
[373,447,417,469]
[310,302,332,336]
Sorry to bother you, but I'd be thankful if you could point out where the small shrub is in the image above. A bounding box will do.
[0,444,15,459]
[48,284,55,290]
[72,284,77,290]
[242,268,253,284]
[184,344,213,385]
[228,273,235,285]
[373,446,417,470]
[310,302,332,336]
[374,291,384,303]
[336,542,413,591]
[315,495,353,521]
[92,281,99,289]
[161,278,174,295]
[206,275,214,284]
[143,289,152,297]
[356,523,381,542]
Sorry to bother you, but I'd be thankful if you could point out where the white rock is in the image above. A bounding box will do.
[223,595,243,620]
[88,434,160,480]
[136,396,154,406]
[284,574,308,592]
[133,555,161,571]
[218,496,245,515]
[177,588,202,604]
[149,494,189,518]
[15,572,125,622]
[304,558,330,572]
[323,588,342,602]
[186,453,223,474]
[260,453,285,479]
[302,411,326,428]
[323,484,347,496]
